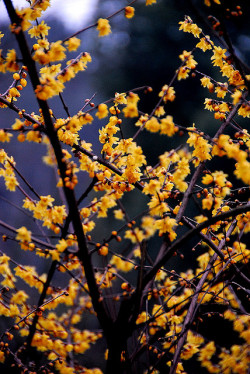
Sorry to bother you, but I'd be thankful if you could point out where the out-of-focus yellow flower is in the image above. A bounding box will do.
[125,6,135,19]
[97,18,111,37]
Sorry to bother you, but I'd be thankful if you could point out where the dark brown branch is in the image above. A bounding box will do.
[0,219,55,249]
[142,202,250,290]
[169,220,236,374]
[3,0,111,343]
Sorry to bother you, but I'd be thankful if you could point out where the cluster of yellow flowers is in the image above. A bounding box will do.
[23,195,67,232]
[0,150,19,191]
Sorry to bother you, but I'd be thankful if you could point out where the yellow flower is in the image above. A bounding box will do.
[125,6,135,19]
[211,46,227,68]
[231,90,242,105]
[141,216,156,238]
[136,311,148,324]
[35,75,64,100]
[4,174,19,191]
[110,256,134,272]
[37,38,50,49]
[198,341,216,362]
[179,17,201,38]
[202,193,214,210]
[96,104,109,119]
[56,239,68,253]
[125,227,145,243]
[172,157,190,192]
[122,155,141,183]
[235,160,250,184]
[48,41,66,62]
[238,103,250,118]
[11,290,28,304]
[160,115,178,136]
[98,195,116,217]
[200,76,213,89]
[123,92,139,117]
[9,87,20,98]
[177,66,190,80]
[229,70,244,87]
[5,49,19,72]
[145,116,160,132]
[155,216,177,240]
[179,50,197,69]
[12,119,24,130]
[0,150,7,164]
[187,128,212,164]
[143,179,161,195]
[196,36,213,51]
[16,226,32,243]
[202,174,214,184]
[114,92,127,105]
[65,37,81,51]
[28,21,50,38]
[114,209,124,220]
[97,18,111,37]
[159,85,175,102]
[154,106,165,117]
[0,129,12,142]
[0,351,4,363]
[146,0,157,5]
[215,83,228,99]
[123,104,139,118]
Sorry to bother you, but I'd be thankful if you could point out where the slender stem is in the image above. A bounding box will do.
[62,0,137,42]
[142,202,250,290]
[169,221,236,374]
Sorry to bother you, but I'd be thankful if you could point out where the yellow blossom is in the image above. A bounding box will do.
[155,216,177,240]
[125,227,145,243]
[96,104,109,119]
[187,127,212,164]
[125,6,135,19]
[179,17,201,38]
[16,226,32,243]
[97,18,111,37]
[110,256,134,272]
[28,21,50,38]
[196,36,213,51]
[114,92,127,105]
[56,239,68,253]
[199,341,216,362]
[159,85,175,103]
[114,209,124,220]
[123,93,140,117]
[136,311,148,324]
[160,115,178,136]
[0,129,12,142]
[0,351,5,363]
[5,49,19,71]
[231,90,242,105]
[9,87,20,98]
[211,46,227,68]
[146,0,157,5]
[145,116,160,132]
[64,37,81,51]
[177,66,190,80]
[154,106,165,117]
[238,103,250,118]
